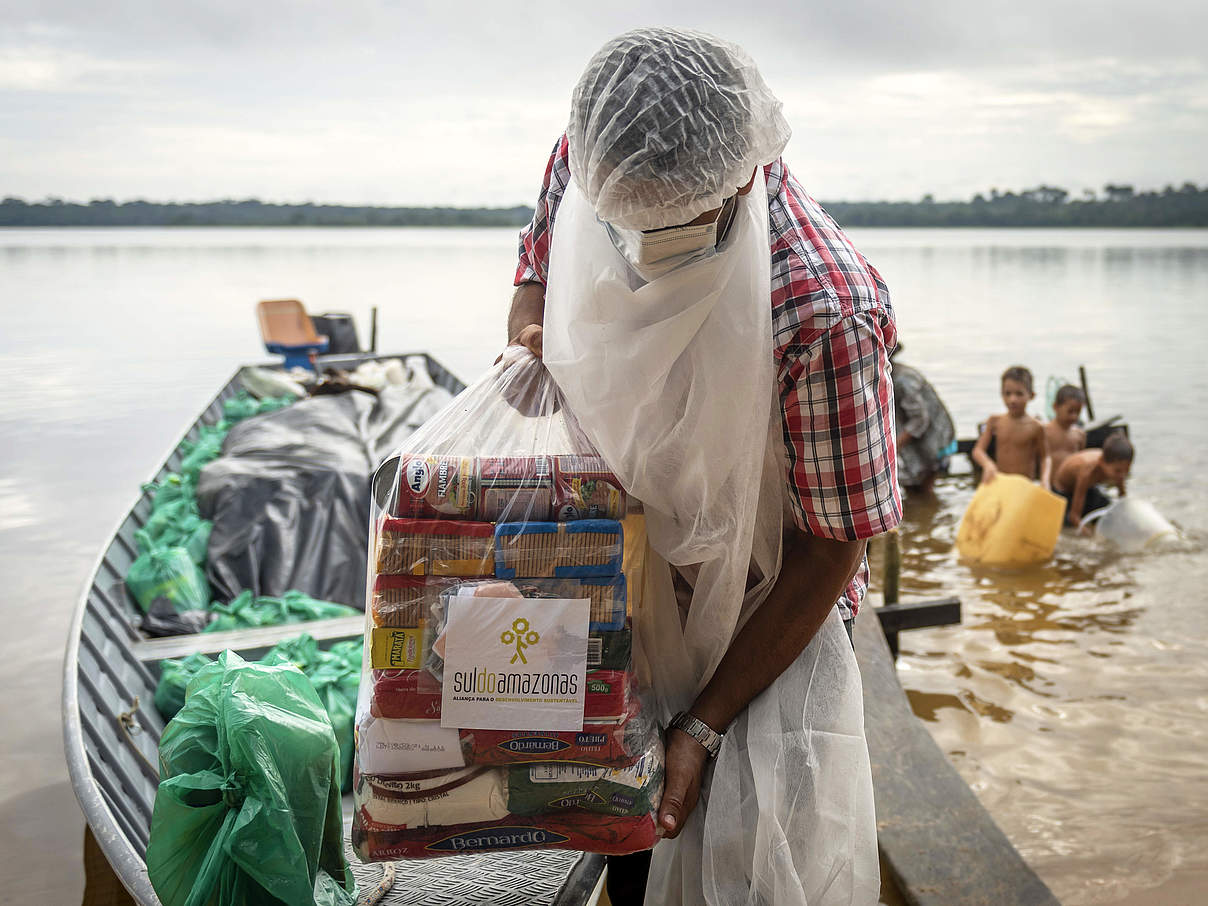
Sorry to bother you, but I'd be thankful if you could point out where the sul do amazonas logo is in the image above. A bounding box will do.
[501,617,540,664]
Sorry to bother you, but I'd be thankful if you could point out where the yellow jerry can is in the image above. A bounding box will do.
[956,474,1066,566]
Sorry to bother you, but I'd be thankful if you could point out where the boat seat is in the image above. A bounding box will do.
[256,298,329,370]
[130,614,365,663]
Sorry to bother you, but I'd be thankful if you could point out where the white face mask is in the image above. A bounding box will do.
[604,197,736,280]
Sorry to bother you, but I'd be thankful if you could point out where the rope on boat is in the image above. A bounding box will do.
[360,862,397,906]
[116,697,158,776]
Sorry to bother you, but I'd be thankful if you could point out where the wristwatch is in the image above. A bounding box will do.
[669,712,724,759]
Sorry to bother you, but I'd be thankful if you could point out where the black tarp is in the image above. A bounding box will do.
[197,383,452,608]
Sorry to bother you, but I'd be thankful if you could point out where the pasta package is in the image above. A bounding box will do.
[357,347,660,861]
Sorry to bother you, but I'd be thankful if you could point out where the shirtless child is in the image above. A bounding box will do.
[972,366,1052,489]
[1044,384,1087,475]
[1053,433,1133,529]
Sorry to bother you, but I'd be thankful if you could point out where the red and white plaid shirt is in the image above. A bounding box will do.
[517,135,900,618]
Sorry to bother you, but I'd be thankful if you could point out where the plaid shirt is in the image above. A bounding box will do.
[517,135,900,617]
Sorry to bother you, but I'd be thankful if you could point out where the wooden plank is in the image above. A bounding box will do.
[131,615,365,663]
[875,597,961,634]
[856,610,1058,906]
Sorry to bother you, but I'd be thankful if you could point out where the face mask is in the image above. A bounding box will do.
[604,196,737,280]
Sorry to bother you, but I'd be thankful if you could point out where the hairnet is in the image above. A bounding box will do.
[567,28,791,231]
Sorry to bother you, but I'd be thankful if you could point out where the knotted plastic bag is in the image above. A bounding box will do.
[146,651,357,906]
[126,547,210,614]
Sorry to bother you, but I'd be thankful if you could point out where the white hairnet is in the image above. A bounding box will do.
[567,28,791,231]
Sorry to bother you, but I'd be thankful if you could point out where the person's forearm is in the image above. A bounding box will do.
[1041,455,1052,489]
[1070,480,1089,524]
[689,532,866,733]
[508,281,546,342]
[971,436,993,471]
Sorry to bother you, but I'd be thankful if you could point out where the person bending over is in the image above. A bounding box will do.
[891,345,955,495]
[506,27,897,906]
[1053,432,1133,529]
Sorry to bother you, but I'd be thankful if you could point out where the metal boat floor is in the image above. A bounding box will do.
[346,843,601,906]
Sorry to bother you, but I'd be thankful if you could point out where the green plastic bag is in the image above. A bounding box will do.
[126,547,210,614]
[205,590,359,634]
[147,651,357,906]
[223,391,296,424]
[154,636,363,792]
[260,636,362,792]
[154,653,217,721]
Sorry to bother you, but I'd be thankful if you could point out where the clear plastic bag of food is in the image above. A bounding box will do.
[352,347,659,861]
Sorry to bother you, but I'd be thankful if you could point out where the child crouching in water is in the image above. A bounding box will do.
[972,366,1052,489]
[1044,384,1087,476]
[1053,432,1133,530]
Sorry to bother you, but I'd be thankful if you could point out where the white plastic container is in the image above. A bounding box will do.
[1081,499,1177,552]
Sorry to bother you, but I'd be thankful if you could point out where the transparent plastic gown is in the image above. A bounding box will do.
[544,171,879,905]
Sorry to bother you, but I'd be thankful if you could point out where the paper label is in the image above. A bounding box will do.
[440,596,589,730]
[526,750,656,789]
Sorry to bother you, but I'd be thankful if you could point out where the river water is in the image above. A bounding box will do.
[0,227,1204,903]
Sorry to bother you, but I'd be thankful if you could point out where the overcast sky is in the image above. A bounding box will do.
[2,1,1205,204]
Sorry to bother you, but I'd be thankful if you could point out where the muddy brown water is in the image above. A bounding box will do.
[1,226,1204,903]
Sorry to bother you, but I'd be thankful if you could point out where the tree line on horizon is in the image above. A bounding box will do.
[2,183,1206,227]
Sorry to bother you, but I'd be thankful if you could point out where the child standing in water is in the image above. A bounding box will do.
[972,366,1052,489]
[1044,384,1087,475]
[1053,432,1133,528]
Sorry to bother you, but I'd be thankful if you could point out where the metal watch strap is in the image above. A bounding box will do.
[670,711,723,759]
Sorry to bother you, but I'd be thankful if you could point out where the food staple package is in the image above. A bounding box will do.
[352,347,661,861]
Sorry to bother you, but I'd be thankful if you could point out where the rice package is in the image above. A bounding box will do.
[353,347,660,861]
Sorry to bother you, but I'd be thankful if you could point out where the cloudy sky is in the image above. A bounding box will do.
[1,1,1205,205]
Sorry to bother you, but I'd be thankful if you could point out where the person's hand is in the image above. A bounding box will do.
[657,728,709,839]
[494,324,544,365]
[510,324,544,359]
[981,462,999,484]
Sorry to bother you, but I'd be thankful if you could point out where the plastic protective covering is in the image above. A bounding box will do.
[567,27,790,231]
[351,347,662,861]
[544,167,879,901]
[146,651,357,906]
[198,382,452,607]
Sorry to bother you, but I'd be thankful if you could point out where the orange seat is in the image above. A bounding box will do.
[256,299,324,346]
[255,299,329,369]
